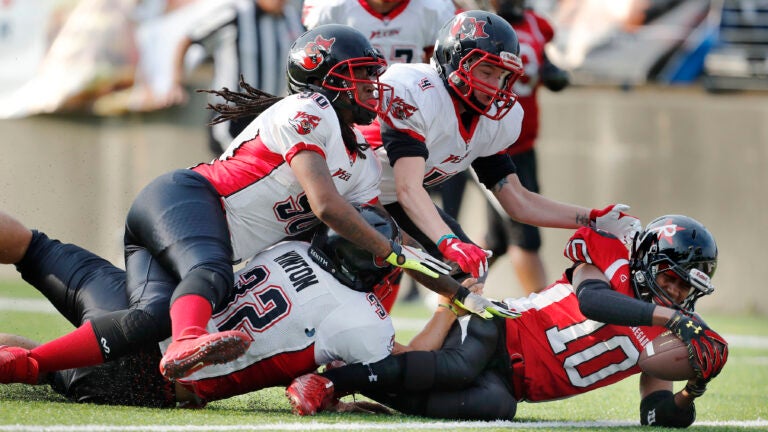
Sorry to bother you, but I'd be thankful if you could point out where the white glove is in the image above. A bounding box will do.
[590,204,642,244]
[385,241,452,278]
[451,287,521,320]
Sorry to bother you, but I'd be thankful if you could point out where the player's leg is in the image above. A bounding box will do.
[2,230,131,384]
[364,368,516,420]
[124,169,247,379]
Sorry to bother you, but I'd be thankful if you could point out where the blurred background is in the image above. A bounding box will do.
[0,0,766,314]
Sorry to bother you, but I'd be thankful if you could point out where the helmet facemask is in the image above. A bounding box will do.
[447,49,523,120]
[323,55,393,125]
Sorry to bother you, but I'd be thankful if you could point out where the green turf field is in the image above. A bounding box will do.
[1,279,767,432]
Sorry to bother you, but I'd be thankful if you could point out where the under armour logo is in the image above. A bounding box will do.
[685,321,702,334]
[366,364,378,382]
[100,337,111,354]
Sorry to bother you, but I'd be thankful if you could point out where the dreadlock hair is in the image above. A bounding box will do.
[201,75,369,159]
[199,75,283,126]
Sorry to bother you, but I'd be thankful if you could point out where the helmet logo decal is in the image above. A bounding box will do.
[390,96,418,120]
[293,35,336,71]
[451,16,490,41]
[289,111,321,135]
[647,222,686,246]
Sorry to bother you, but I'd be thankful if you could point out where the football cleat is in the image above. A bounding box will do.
[159,328,252,380]
[0,345,39,385]
[285,373,337,416]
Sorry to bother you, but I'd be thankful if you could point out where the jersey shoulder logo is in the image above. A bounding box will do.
[451,16,489,41]
[292,35,336,71]
[418,77,434,91]
[390,96,418,120]
[289,111,322,135]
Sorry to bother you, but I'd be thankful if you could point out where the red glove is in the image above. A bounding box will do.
[665,311,729,382]
[589,204,642,244]
[437,234,491,278]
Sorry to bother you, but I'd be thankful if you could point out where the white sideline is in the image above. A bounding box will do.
[0,420,767,431]
[2,297,768,349]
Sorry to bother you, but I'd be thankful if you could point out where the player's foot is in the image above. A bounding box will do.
[159,327,251,380]
[0,345,39,385]
[285,373,336,416]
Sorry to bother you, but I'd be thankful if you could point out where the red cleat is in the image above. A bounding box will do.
[285,373,336,416]
[159,328,251,380]
[0,345,39,385]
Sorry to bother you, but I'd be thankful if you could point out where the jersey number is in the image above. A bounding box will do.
[273,192,318,235]
[218,267,291,334]
[545,319,640,387]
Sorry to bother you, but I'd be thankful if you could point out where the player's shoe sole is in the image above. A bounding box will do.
[159,331,251,380]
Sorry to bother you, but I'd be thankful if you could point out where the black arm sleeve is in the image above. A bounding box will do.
[470,153,516,190]
[576,279,656,326]
[640,390,696,428]
[380,121,428,166]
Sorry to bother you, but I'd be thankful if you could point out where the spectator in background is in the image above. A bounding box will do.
[302,0,457,303]
[166,0,305,155]
[481,0,570,295]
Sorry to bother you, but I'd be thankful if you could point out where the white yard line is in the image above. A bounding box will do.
[0,420,767,431]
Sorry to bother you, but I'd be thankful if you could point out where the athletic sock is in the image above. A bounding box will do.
[29,321,104,372]
[169,294,213,340]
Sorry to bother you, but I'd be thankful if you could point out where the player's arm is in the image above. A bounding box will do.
[384,125,489,278]
[474,155,640,243]
[572,263,673,326]
[638,372,697,428]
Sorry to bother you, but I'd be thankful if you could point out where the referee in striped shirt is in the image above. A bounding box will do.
[175,0,305,155]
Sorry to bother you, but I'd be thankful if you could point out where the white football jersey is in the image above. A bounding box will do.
[373,63,524,204]
[164,241,395,401]
[302,0,455,64]
[191,92,382,262]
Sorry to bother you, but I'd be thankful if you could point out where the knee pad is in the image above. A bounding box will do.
[171,267,232,312]
[90,309,167,361]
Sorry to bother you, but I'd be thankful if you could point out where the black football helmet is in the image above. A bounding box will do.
[308,205,402,295]
[630,215,718,312]
[286,24,393,125]
[432,10,524,120]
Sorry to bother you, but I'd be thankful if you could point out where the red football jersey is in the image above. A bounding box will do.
[506,11,554,155]
[503,227,665,401]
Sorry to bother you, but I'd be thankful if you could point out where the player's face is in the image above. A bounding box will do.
[655,270,692,306]
[352,68,380,109]
[469,61,512,105]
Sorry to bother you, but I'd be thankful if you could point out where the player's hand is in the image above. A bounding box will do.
[385,240,451,278]
[683,378,708,398]
[451,287,521,320]
[437,234,492,278]
[590,204,642,244]
[664,311,729,382]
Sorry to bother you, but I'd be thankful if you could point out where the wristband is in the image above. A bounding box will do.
[437,303,458,316]
[436,233,458,247]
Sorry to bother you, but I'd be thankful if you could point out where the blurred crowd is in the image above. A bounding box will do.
[0,0,692,119]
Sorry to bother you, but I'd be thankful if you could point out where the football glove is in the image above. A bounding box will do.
[590,204,642,244]
[385,240,452,278]
[683,379,708,398]
[437,234,492,278]
[664,311,729,382]
[451,286,521,320]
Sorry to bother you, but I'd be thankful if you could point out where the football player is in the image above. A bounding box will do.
[356,10,641,280]
[287,215,729,428]
[0,206,504,407]
[481,0,570,295]
[302,0,456,65]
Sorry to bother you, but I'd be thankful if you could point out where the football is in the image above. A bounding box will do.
[638,330,696,381]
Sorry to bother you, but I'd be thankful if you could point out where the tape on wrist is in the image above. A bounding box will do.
[436,233,458,247]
